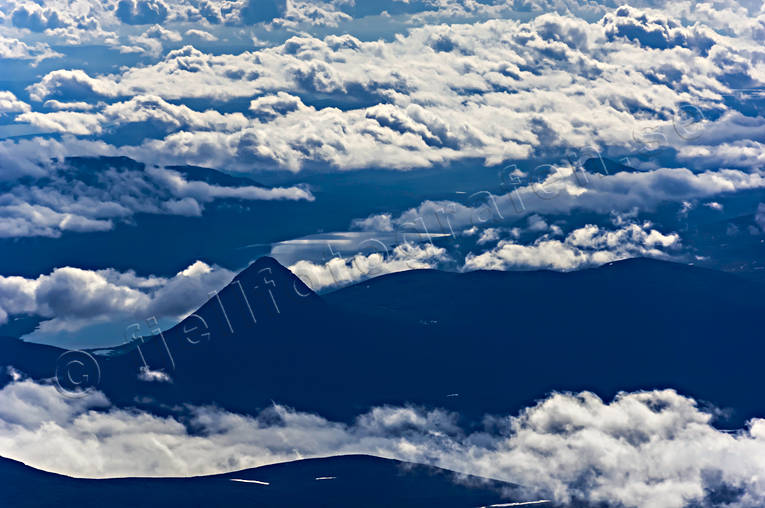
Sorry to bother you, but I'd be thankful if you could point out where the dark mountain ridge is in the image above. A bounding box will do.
[0,454,536,508]
[2,257,764,426]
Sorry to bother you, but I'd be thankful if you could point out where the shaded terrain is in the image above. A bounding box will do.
[2,257,764,426]
[0,454,535,508]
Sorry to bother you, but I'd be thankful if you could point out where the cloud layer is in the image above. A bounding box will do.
[5,2,763,176]
[2,376,765,508]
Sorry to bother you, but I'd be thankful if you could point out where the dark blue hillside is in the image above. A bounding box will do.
[2,257,764,427]
[0,454,539,508]
[321,258,765,426]
[165,164,267,187]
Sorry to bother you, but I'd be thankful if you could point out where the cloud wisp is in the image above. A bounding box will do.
[0,159,313,238]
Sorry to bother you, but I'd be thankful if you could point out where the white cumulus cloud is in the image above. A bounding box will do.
[1,377,765,508]
[464,222,681,271]
[0,260,234,331]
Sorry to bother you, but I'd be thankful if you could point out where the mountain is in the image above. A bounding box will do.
[165,164,267,188]
[0,454,538,508]
[582,156,634,175]
[2,257,765,426]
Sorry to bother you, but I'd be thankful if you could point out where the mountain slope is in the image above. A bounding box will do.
[0,454,537,508]
[2,257,764,426]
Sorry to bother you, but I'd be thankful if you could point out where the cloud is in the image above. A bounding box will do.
[477,227,501,245]
[602,5,716,53]
[184,29,217,41]
[116,0,169,25]
[755,203,765,232]
[463,222,681,271]
[0,157,313,238]
[0,0,121,49]
[142,24,182,42]
[526,214,549,232]
[137,366,172,382]
[27,69,120,102]
[0,136,117,181]
[10,2,69,32]
[289,242,449,291]
[351,213,395,232]
[678,140,765,171]
[248,92,305,120]
[11,5,761,175]
[2,377,765,508]
[0,34,61,61]
[146,166,314,202]
[369,165,765,239]
[15,110,104,135]
[126,24,183,56]
[104,94,249,133]
[42,99,99,111]
[704,201,723,211]
[270,0,351,28]
[0,202,114,239]
[18,94,255,137]
[239,0,287,24]
[0,260,234,331]
[0,91,30,115]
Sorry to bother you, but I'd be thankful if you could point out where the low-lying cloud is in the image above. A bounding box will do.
[289,242,449,292]
[0,159,313,238]
[0,260,234,331]
[1,376,765,508]
[464,222,681,271]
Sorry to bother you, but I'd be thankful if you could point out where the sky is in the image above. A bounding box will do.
[0,1,764,505]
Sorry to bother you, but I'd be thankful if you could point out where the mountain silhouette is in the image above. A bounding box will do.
[0,454,537,508]
[2,257,765,426]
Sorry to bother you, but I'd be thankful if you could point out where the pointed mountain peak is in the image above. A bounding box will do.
[233,256,318,305]
[245,256,286,272]
[235,256,299,284]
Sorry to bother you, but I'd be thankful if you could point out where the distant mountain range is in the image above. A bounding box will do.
[2,257,765,427]
[0,454,542,508]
